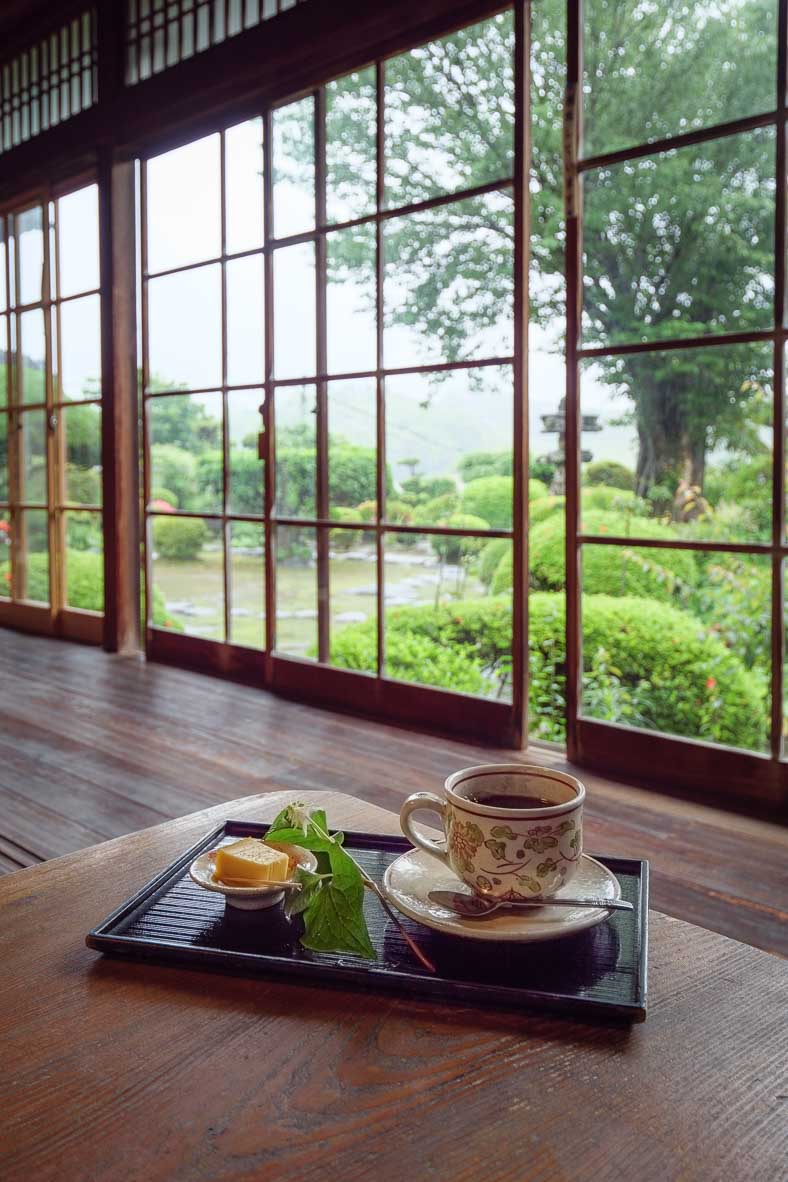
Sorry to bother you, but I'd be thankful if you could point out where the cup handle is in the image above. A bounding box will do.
[400,792,450,865]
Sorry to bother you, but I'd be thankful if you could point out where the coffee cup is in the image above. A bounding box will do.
[400,764,585,899]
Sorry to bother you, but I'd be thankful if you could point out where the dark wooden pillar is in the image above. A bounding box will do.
[100,154,140,655]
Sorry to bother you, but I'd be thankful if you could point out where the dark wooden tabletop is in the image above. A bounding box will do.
[1,790,786,1182]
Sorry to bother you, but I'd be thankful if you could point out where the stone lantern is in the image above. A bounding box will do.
[540,397,602,495]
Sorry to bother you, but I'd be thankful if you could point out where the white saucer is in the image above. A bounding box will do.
[382,849,622,942]
[189,842,317,910]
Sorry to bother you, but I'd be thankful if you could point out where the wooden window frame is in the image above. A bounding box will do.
[140,6,530,749]
[564,0,788,814]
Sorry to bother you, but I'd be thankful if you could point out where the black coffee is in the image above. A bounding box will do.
[466,792,553,809]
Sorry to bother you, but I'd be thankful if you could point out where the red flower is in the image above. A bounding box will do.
[0,520,9,534]
[706,677,717,690]
[3,571,10,583]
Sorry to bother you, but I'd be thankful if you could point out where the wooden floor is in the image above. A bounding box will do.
[1,627,787,957]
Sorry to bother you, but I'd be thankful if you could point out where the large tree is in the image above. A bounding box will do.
[279,0,776,499]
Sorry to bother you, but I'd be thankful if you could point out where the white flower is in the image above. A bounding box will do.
[284,801,311,834]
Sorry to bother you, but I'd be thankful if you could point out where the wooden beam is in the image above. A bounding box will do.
[100,154,140,655]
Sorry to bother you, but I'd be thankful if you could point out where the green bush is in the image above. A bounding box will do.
[329,617,487,695]
[529,478,549,501]
[529,494,565,524]
[330,506,359,551]
[458,451,512,482]
[150,444,200,511]
[430,514,488,564]
[584,461,635,490]
[329,444,381,507]
[153,516,208,561]
[581,486,645,513]
[528,592,766,750]
[705,454,771,536]
[528,511,697,599]
[413,492,460,525]
[478,538,510,587]
[461,476,512,528]
[150,487,179,509]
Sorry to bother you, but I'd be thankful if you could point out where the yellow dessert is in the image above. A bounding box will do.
[214,838,291,886]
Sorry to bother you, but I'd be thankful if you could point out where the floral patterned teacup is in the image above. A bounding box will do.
[400,764,585,900]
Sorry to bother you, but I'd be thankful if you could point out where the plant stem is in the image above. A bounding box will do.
[309,817,438,975]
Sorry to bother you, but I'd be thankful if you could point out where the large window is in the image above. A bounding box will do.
[564,0,784,784]
[0,182,103,639]
[140,11,524,728]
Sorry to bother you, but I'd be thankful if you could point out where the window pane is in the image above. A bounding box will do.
[275,384,315,518]
[327,224,376,375]
[579,343,773,543]
[583,0,778,159]
[225,118,264,255]
[20,410,47,502]
[580,544,769,753]
[228,389,264,516]
[58,184,99,298]
[328,378,377,516]
[0,412,7,500]
[328,526,377,669]
[59,294,101,401]
[146,135,221,273]
[384,13,515,208]
[226,253,264,386]
[380,530,511,700]
[582,128,775,347]
[148,264,222,389]
[273,243,316,379]
[0,315,8,406]
[0,221,7,311]
[150,515,224,639]
[64,511,104,611]
[386,365,513,529]
[326,68,377,224]
[17,207,44,307]
[229,520,265,650]
[275,524,316,657]
[62,404,102,506]
[272,97,315,239]
[19,309,46,404]
[148,392,223,514]
[19,509,49,603]
[0,506,9,598]
[383,190,514,368]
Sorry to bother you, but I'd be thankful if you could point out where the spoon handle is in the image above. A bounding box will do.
[428,890,633,914]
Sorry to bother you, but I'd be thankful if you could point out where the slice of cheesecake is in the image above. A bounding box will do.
[213,838,290,886]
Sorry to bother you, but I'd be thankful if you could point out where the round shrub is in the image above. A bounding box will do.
[150,487,179,510]
[153,516,208,561]
[529,494,564,524]
[529,511,697,599]
[413,492,460,525]
[150,444,199,511]
[430,514,488,564]
[584,460,635,490]
[581,486,644,513]
[329,615,487,696]
[461,476,512,528]
[478,538,510,587]
[528,592,766,750]
[329,506,358,551]
[529,478,549,501]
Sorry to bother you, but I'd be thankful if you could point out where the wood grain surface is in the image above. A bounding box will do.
[0,789,786,1182]
[1,630,787,957]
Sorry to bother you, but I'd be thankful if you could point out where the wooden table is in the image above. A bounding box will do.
[1,791,786,1182]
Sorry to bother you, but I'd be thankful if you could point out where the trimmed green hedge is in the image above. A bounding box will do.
[525,511,698,599]
[584,461,635,490]
[153,516,208,560]
[529,592,765,750]
[330,592,765,749]
[461,475,512,528]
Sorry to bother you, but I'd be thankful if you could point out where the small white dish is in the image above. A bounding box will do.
[189,842,317,911]
[382,848,621,942]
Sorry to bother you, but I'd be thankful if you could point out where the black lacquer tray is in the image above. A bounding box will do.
[86,820,649,1023]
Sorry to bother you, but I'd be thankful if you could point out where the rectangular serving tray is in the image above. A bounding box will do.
[86,820,649,1023]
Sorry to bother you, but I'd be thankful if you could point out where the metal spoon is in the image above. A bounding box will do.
[428,889,633,917]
